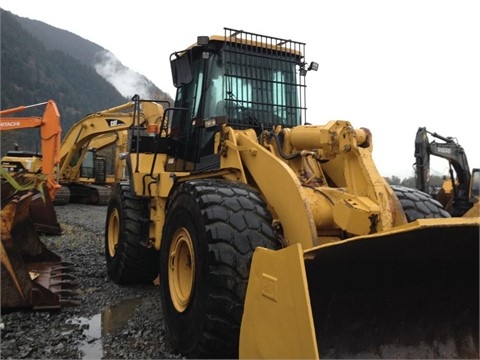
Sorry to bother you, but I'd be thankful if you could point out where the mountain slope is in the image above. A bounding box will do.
[14,14,105,68]
[0,8,172,154]
[0,9,127,152]
[13,11,171,101]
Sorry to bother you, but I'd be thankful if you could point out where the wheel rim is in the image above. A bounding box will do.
[168,227,195,312]
[107,208,120,257]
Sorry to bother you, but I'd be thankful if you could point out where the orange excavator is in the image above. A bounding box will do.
[1,100,62,200]
[1,100,74,310]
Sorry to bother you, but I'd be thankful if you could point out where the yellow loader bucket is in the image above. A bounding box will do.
[1,191,75,310]
[241,218,479,359]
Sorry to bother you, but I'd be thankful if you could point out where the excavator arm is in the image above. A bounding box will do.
[414,127,431,193]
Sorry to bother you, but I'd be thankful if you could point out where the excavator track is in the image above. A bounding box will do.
[67,183,112,205]
[93,185,112,205]
[53,186,71,206]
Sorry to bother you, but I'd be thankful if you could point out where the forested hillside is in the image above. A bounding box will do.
[0,9,172,154]
[14,12,106,68]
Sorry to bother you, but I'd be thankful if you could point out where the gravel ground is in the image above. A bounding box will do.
[1,203,183,360]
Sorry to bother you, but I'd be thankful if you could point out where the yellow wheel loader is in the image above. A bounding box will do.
[104,28,479,359]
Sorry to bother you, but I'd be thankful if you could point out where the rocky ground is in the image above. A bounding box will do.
[1,203,183,359]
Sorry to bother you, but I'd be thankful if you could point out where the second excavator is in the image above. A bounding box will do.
[55,101,163,205]
[414,126,479,217]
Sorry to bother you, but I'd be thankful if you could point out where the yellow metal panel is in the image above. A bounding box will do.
[236,131,317,248]
[332,196,380,235]
[240,244,318,359]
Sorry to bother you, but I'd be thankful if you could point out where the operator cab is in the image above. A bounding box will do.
[165,27,317,172]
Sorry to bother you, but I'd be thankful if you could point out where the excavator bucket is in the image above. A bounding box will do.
[241,218,479,359]
[1,190,75,310]
[29,182,63,234]
[1,171,62,235]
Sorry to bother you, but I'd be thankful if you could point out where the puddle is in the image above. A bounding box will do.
[69,297,143,359]
[78,313,102,359]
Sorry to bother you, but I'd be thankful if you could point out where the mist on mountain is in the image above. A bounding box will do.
[0,8,173,154]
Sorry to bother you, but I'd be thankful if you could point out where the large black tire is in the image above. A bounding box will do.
[391,185,450,221]
[159,179,280,359]
[105,183,158,284]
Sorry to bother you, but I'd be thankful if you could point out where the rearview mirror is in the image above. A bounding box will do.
[170,54,192,88]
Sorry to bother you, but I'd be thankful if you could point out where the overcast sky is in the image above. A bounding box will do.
[1,0,479,178]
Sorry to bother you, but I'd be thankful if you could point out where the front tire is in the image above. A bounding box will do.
[160,179,280,359]
[105,183,158,284]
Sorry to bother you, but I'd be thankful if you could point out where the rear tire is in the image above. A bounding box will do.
[391,185,450,221]
[105,183,158,284]
[159,179,279,359]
